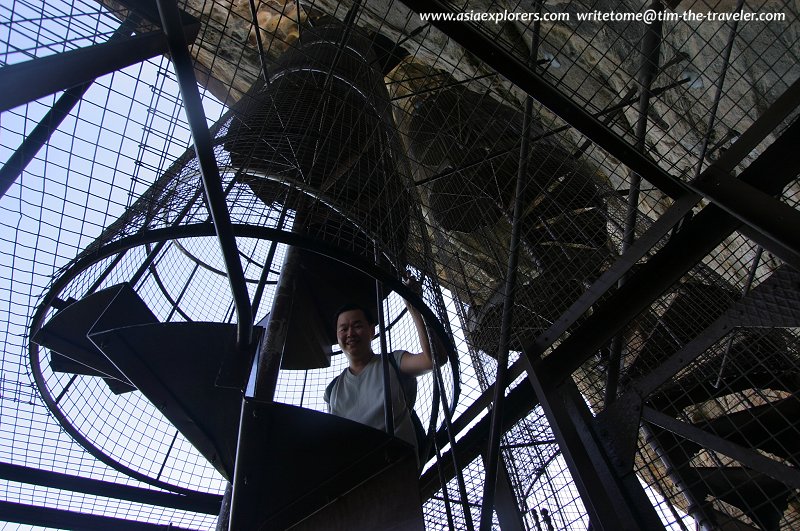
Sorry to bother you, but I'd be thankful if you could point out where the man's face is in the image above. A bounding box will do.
[336,309,375,360]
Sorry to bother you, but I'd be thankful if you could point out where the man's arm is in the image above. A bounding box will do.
[398,274,449,376]
[399,299,435,376]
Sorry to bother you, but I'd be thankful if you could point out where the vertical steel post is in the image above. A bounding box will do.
[155,0,253,348]
[691,0,745,179]
[252,245,299,400]
[375,239,394,436]
[247,0,271,84]
[479,20,538,529]
[606,0,663,405]
[411,200,473,529]
[376,273,395,436]
[250,201,290,317]
[431,341,475,531]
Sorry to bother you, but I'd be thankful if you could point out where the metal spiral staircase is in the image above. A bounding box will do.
[27,13,437,530]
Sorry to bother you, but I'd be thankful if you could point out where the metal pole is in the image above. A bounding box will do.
[323,0,362,92]
[247,0,271,84]
[432,348,476,531]
[606,0,663,406]
[0,26,196,114]
[479,13,538,527]
[252,245,298,400]
[402,126,473,524]
[376,273,395,436]
[0,17,138,199]
[375,237,394,436]
[691,0,745,180]
[433,435,456,530]
[155,0,253,348]
[251,200,290,316]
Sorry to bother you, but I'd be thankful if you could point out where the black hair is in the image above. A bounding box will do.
[334,303,375,326]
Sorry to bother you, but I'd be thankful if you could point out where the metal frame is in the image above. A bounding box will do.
[534,115,800,386]
[0,6,200,199]
[7,0,800,527]
[155,0,253,349]
[0,500,195,531]
[515,117,800,529]
[0,463,221,514]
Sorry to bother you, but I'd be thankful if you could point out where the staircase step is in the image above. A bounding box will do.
[650,328,798,414]
[88,321,260,480]
[230,399,423,530]
[648,427,790,530]
[691,466,790,531]
[32,283,158,394]
[629,282,737,378]
[704,508,760,531]
[696,397,800,466]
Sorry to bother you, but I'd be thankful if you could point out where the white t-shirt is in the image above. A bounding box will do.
[324,351,417,449]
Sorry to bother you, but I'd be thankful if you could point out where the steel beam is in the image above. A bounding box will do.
[534,116,800,385]
[0,500,195,530]
[0,31,172,113]
[0,462,221,514]
[155,0,253,348]
[1,81,87,197]
[714,77,800,173]
[642,407,800,490]
[522,355,666,531]
[0,0,200,114]
[480,49,536,531]
[0,17,140,198]
[693,166,800,269]
[0,2,200,196]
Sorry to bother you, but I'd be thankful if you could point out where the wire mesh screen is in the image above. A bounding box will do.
[2,0,799,529]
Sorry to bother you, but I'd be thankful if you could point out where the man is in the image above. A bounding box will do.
[323,281,434,453]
